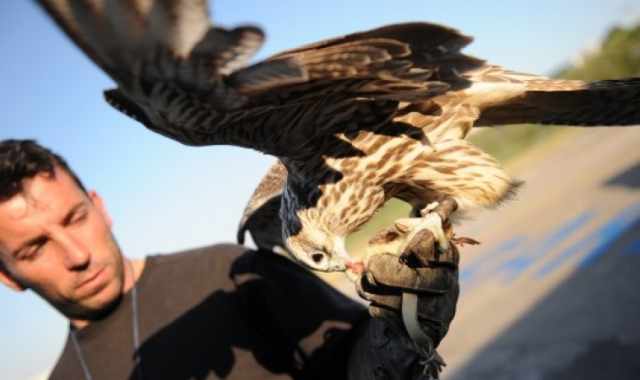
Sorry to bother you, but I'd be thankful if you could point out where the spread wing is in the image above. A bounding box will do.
[237,160,287,252]
[37,0,640,161]
[37,0,264,91]
[36,0,483,158]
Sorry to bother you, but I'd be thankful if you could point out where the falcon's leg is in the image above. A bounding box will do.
[416,201,450,251]
[419,201,450,252]
[395,199,453,262]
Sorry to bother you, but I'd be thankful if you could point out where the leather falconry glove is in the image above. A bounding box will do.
[354,225,460,379]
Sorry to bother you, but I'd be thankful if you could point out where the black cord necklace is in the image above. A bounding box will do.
[70,261,143,380]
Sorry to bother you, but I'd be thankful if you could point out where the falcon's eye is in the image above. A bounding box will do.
[311,252,326,264]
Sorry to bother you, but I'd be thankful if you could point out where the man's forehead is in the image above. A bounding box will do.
[0,168,87,244]
[0,172,61,216]
[0,193,32,220]
[0,176,44,221]
[0,193,34,256]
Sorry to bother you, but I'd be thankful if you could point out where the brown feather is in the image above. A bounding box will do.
[37,1,640,271]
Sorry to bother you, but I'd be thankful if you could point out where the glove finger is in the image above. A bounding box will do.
[366,253,457,294]
[369,301,401,319]
[403,230,459,268]
[417,279,459,346]
[363,278,459,346]
[434,242,460,267]
[357,271,400,301]
[399,229,436,267]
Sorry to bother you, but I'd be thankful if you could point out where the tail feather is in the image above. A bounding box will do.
[477,78,640,127]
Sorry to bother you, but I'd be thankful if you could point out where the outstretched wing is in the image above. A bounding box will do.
[38,1,639,161]
[36,0,482,157]
[38,0,264,92]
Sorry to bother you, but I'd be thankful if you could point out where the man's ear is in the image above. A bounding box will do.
[0,262,26,292]
[88,190,112,228]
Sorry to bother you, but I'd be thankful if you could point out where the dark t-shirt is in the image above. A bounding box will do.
[48,244,368,380]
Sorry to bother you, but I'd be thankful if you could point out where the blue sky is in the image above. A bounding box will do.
[1,1,639,379]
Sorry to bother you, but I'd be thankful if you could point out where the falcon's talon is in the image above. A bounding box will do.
[420,202,440,217]
[437,239,450,253]
[399,211,449,257]
[394,221,411,233]
[451,235,481,247]
[399,251,412,265]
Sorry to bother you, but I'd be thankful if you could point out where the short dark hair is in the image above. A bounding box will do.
[0,139,86,201]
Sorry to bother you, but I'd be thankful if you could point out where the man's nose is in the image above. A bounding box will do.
[54,229,91,269]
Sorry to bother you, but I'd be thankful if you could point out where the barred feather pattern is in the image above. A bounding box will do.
[37,0,640,271]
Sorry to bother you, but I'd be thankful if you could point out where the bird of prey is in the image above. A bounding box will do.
[38,0,640,273]
[236,160,462,273]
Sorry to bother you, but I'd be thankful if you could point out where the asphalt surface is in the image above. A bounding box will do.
[437,126,640,380]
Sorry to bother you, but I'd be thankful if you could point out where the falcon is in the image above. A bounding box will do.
[38,0,640,273]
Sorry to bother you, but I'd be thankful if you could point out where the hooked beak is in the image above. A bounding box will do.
[328,236,351,272]
[328,257,348,272]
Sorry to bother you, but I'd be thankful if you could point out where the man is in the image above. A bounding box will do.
[0,139,459,380]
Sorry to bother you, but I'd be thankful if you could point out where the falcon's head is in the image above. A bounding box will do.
[283,212,351,272]
[280,193,353,272]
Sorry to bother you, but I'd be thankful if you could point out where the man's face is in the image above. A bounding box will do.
[0,167,125,320]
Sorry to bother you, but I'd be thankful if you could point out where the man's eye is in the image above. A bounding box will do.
[71,212,88,224]
[22,244,44,260]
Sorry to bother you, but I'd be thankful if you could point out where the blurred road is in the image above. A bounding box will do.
[438,126,640,380]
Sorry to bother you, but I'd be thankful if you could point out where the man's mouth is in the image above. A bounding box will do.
[75,266,108,297]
